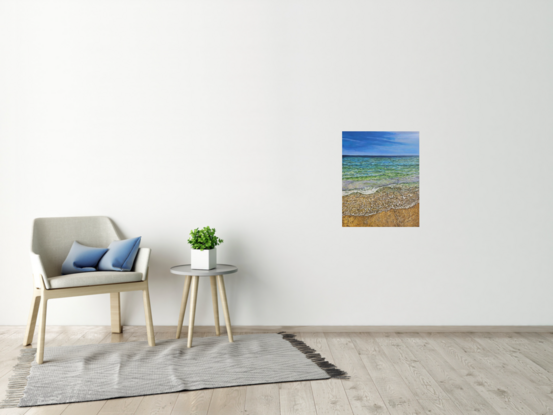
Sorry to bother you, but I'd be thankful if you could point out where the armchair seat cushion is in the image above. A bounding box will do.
[48,271,143,289]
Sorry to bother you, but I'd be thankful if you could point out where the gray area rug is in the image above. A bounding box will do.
[1,333,347,408]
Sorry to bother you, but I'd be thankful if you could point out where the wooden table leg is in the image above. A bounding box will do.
[143,287,156,347]
[23,288,41,346]
[210,275,220,336]
[217,275,234,343]
[110,292,122,334]
[187,276,199,348]
[176,275,192,339]
[36,296,48,364]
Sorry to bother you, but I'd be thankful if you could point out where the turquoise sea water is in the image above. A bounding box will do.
[342,156,419,195]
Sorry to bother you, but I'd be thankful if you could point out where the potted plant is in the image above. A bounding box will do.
[188,226,223,270]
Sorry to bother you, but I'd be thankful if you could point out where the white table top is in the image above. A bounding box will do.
[170,264,238,277]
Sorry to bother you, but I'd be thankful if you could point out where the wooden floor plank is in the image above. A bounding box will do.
[155,331,179,341]
[516,332,553,354]
[515,332,553,373]
[423,333,536,415]
[416,398,464,415]
[245,384,280,415]
[134,393,178,415]
[25,404,70,415]
[0,327,20,340]
[98,397,143,414]
[397,333,501,415]
[454,333,553,414]
[372,333,449,402]
[536,332,553,346]
[342,382,389,415]
[0,328,25,352]
[325,333,373,383]
[351,333,425,415]
[324,333,389,414]
[0,407,29,415]
[206,386,247,415]
[484,332,553,372]
[469,332,553,394]
[71,327,111,346]
[99,328,140,345]
[279,382,318,415]
[300,333,354,415]
[311,379,354,415]
[447,332,486,353]
[42,326,92,348]
[60,400,107,415]
[171,390,213,415]
[484,332,553,391]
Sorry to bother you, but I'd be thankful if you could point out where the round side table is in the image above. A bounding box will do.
[170,264,238,348]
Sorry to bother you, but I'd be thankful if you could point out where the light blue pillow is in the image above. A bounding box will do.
[98,237,141,272]
[61,241,109,275]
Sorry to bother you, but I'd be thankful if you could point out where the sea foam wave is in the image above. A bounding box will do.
[342,187,379,196]
[342,177,419,197]
[342,185,420,216]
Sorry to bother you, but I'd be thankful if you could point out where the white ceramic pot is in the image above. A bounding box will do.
[191,248,216,270]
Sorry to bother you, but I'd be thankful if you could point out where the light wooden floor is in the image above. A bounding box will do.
[1,327,553,414]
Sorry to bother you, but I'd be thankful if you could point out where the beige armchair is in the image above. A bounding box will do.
[24,216,155,364]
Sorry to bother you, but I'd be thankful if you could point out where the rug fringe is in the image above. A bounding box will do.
[278,332,349,380]
[0,348,35,409]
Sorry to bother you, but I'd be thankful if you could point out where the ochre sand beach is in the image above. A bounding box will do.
[342,187,419,227]
[343,203,419,227]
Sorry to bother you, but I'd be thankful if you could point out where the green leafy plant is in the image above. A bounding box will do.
[187,226,224,251]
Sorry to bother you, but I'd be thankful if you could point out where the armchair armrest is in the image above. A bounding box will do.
[30,252,50,289]
[133,248,151,281]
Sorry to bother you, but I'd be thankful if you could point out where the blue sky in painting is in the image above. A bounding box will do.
[342,131,419,156]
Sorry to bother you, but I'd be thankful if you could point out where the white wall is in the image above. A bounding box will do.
[1,0,552,327]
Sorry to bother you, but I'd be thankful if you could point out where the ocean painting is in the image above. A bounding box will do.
[342,131,419,227]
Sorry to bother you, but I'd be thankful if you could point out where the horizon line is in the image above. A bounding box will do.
[342,154,419,157]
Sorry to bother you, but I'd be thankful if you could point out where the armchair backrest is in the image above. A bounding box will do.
[31,216,123,278]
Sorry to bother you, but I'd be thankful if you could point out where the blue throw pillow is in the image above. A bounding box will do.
[61,241,109,275]
[97,237,141,272]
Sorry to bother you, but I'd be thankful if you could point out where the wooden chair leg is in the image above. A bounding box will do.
[176,275,192,339]
[210,275,220,336]
[142,288,155,347]
[217,275,234,343]
[36,296,48,364]
[110,292,122,334]
[187,276,199,348]
[23,289,41,346]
